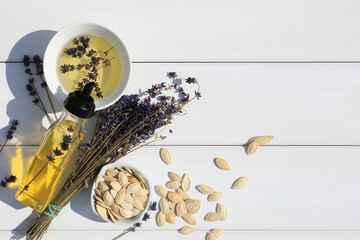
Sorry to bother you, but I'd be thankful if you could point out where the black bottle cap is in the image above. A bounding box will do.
[64,82,96,119]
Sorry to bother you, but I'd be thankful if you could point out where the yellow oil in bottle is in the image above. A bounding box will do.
[57,34,122,99]
[15,120,83,212]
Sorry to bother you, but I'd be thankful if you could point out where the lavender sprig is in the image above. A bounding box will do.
[23,55,54,124]
[61,36,116,99]
[18,131,73,196]
[0,175,17,188]
[0,120,19,153]
[112,201,157,240]
[33,55,58,120]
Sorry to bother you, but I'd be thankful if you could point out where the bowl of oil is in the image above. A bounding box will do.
[44,22,131,111]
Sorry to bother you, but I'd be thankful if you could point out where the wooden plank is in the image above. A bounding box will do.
[4,230,360,240]
[1,146,359,231]
[1,63,360,145]
[1,0,360,61]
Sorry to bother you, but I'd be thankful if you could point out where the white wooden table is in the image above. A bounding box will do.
[1,0,360,239]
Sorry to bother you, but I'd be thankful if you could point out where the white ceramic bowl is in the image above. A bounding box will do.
[44,22,131,110]
[91,162,151,224]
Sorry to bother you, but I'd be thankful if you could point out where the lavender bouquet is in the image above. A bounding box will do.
[25,71,201,240]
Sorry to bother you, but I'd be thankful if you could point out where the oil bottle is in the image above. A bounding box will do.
[15,82,95,212]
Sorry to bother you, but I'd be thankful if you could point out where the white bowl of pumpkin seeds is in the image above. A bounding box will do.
[91,162,151,224]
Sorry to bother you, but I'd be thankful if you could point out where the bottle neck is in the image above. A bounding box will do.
[58,108,87,129]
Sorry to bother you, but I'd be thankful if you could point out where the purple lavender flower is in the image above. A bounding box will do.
[25,68,33,75]
[149,201,157,211]
[23,55,30,67]
[167,72,177,78]
[142,213,150,221]
[185,77,197,84]
[85,143,93,150]
[195,91,201,100]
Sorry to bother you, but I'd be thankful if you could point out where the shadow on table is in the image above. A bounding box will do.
[69,180,107,223]
[0,30,60,238]
[11,211,39,240]
[0,145,38,210]
[2,30,62,147]
[4,30,112,238]
[0,30,59,210]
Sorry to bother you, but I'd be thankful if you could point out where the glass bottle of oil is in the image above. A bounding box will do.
[15,82,95,212]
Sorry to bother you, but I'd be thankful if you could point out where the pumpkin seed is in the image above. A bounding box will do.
[103,175,116,182]
[120,200,133,210]
[132,189,148,199]
[232,176,248,189]
[103,191,114,206]
[196,185,214,195]
[111,203,119,213]
[127,182,141,194]
[211,228,224,238]
[177,189,190,200]
[95,176,104,188]
[96,204,108,219]
[94,195,103,203]
[128,175,140,183]
[96,200,111,210]
[132,169,146,184]
[132,208,141,216]
[124,193,133,204]
[98,181,109,194]
[110,181,122,192]
[95,188,102,197]
[216,203,228,221]
[185,199,201,214]
[110,189,117,199]
[111,209,123,221]
[169,171,182,182]
[160,197,170,214]
[160,148,172,164]
[118,172,128,187]
[166,210,176,224]
[107,209,116,222]
[249,135,274,145]
[156,211,166,227]
[215,157,230,170]
[175,201,186,216]
[181,174,190,191]
[167,191,182,203]
[247,140,258,155]
[155,185,168,198]
[133,198,144,210]
[120,207,132,218]
[208,192,222,202]
[106,169,118,178]
[204,212,220,222]
[123,166,133,175]
[179,226,194,235]
[168,200,176,211]
[115,188,126,204]
[206,233,216,240]
[182,213,196,225]
[166,181,181,190]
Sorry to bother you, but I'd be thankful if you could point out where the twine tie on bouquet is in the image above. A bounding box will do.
[43,204,63,218]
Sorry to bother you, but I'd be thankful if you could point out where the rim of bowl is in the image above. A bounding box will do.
[44,22,131,111]
[91,162,151,224]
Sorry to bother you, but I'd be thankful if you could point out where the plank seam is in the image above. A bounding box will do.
[4,61,360,64]
[3,144,360,147]
[6,230,360,232]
